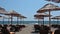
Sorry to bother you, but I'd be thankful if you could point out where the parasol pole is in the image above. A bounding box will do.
[53,19,54,24]
[43,17,44,25]
[11,15,12,25]
[57,18,59,25]
[38,19,39,24]
[21,18,23,24]
[57,19,58,24]
[19,18,21,25]
[48,1,51,26]
[3,17,4,25]
[20,18,22,25]
[8,18,10,24]
[22,18,25,25]
[49,10,51,26]
[38,19,39,25]
[17,17,19,25]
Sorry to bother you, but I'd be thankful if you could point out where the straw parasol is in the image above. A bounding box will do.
[34,16,44,25]
[20,16,27,19]
[37,3,60,13]
[19,15,27,24]
[45,0,60,3]
[4,10,21,25]
[51,16,60,24]
[0,7,8,14]
[51,17,59,24]
[0,7,8,25]
[34,17,44,19]
[34,13,52,25]
[54,16,60,24]
[37,3,60,26]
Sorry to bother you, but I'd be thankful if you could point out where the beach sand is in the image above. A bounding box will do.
[15,24,58,34]
[16,24,34,34]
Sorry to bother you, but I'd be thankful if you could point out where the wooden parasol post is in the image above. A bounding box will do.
[43,17,44,25]
[16,16,18,25]
[3,17,4,25]
[57,19,59,25]
[38,19,39,25]
[11,15,13,25]
[49,10,51,26]
[8,18,10,24]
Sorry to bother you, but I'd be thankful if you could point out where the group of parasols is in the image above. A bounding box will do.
[0,7,27,25]
[34,0,60,26]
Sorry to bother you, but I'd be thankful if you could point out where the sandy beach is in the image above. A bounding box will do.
[16,24,34,34]
[15,24,59,34]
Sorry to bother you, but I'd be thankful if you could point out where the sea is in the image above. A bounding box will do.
[0,21,60,25]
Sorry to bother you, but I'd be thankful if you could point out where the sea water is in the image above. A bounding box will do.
[0,21,59,25]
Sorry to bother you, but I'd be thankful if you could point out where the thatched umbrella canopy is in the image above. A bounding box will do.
[55,16,60,24]
[20,16,26,19]
[37,3,60,13]
[34,17,44,19]
[51,17,59,24]
[34,13,51,17]
[37,3,60,26]
[19,15,27,24]
[4,10,21,25]
[7,10,21,16]
[51,16,60,25]
[34,13,52,25]
[34,16,44,25]
[45,0,60,3]
[0,7,8,14]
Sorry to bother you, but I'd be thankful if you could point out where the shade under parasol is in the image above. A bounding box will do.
[37,3,60,26]
[4,10,21,25]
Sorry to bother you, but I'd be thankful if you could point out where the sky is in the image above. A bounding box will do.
[0,0,60,21]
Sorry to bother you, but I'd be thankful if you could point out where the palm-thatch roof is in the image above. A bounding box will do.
[5,10,21,17]
[37,3,60,13]
[34,13,52,17]
[0,7,8,14]
[45,0,60,3]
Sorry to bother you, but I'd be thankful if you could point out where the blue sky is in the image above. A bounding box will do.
[0,0,60,21]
